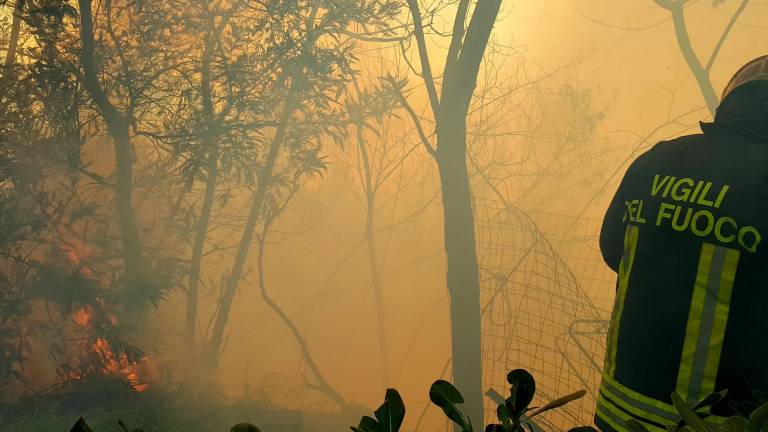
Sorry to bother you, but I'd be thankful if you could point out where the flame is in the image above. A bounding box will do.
[60,239,155,393]
[71,306,151,392]
[91,337,150,392]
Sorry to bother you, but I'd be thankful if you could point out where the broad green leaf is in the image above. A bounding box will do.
[507,369,536,417]
[672,392,714,432]
[353,416,379,432]
[373,388,405,432]
[497,403,511,425]
[693,390,728,411]
[430,380,470,431]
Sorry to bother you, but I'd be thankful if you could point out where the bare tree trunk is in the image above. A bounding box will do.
[4,0,23,67]
[356,122,391,386]
[205,101,291,366]
[185,145,218,347]
[184,20,220,352]
[436,111,484,428]
[78,0,143,318]
[205,3,320,368]
[405,0,502,426]
[185,146,217,348]
[113,124,142,291]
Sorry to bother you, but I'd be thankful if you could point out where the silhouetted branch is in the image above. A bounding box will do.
[394,87,437,158]
[442,0,471,92]
[255,200,348,410]
[705,0,749,73]
[405,0,440,118]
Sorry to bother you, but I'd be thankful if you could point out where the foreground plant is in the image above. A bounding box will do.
[351,389,405,432]
[484,369,591,432]
[625,390,768,432]
[352,368,594,432]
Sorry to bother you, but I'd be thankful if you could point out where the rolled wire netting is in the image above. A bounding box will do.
[474,197,616,430]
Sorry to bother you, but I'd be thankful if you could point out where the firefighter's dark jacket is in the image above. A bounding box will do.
[595,80,768,432]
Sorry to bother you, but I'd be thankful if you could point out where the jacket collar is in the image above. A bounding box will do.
[700,80,768,142]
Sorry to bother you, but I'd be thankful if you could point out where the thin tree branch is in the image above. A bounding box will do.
[445,0,502,114]
[705,0,749,73]
[394,88,437,158]
[656,0,718,114]
[405,0,440,118]
[442,0,471,92]
[255,206,348,410]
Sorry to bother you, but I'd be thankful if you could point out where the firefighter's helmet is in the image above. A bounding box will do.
[722,55,768,100]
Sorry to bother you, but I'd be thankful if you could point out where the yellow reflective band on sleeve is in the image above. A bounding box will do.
[596,391,667,432]
[605,225,640,378]
[676,244,740,407]
[597,375,732,432]
[600,373,679,423]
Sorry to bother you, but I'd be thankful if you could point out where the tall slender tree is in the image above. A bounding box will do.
[78,0,140,283]
[402,0,503,426]
[205,0,402,368]
[71,0,190,322]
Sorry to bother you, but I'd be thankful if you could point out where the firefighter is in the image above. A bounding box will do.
[595,55,768,432]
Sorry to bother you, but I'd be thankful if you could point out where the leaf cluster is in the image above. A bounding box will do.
[352,369,592,432]
[627,390,768,432]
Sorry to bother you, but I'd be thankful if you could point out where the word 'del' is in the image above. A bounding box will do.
[621,174,762,253]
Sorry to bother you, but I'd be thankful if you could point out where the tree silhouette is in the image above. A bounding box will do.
[401,0,504,426]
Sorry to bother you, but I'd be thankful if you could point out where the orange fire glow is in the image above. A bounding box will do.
[72,306,151,392]
[92,337,150,392]
[58,235,154,393]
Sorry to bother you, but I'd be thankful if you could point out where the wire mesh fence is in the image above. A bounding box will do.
[474,197,616,430]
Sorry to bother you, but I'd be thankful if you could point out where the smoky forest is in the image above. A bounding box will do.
[0,0,766,431]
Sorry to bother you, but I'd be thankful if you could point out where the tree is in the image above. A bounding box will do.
[77,0,143,317]
[253,176,350,410]
[204,0,402,369]
[73,0,186,322]
[154,0,262,358]
[652,0,749,116]
[3,0,24,67]
[346,76,408,387]
[401,0,503,426]
[0,2,149,396]
[575,0,752,215]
